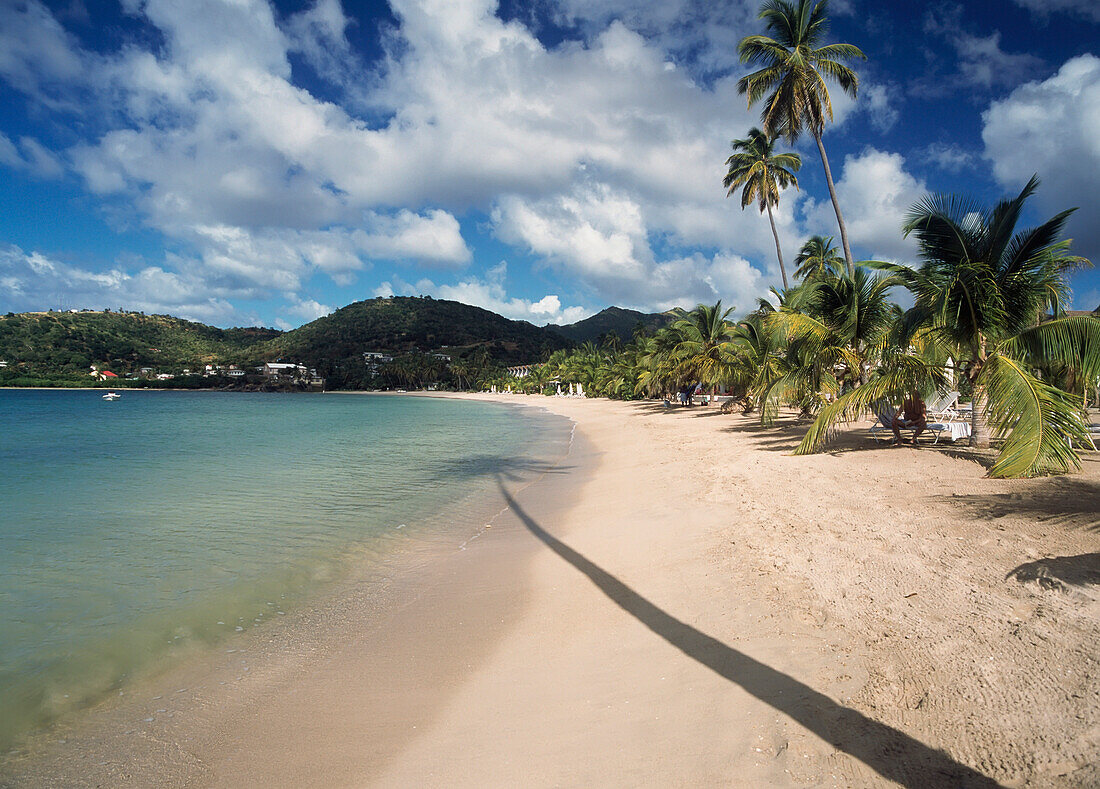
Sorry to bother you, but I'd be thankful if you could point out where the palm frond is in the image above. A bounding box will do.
[794,354,948,454]
[982,353,1088,478]
[1005,315,1100,383]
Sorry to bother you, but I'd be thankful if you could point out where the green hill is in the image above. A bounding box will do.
[0,298,576,388]
[261,296,572,365]
[550,306,677,344]
[0,310,279,381]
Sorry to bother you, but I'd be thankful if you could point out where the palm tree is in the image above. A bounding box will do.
[794,235,845,280]
[724,128,801,290]
[738,0,866,276]
[766,266,898,416]
[672,302,739,388]
[800,176,1100,478]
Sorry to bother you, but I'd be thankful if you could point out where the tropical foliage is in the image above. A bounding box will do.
[493,178,1097,479]
[737,0,866,275]
[794,235,845,281]
[724,128,802,290]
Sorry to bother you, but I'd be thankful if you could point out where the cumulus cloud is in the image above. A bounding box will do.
[375,262,589,325]
[355,210,471,267]
[0,0,861,319]
[0,244,241,324]
[982,54,1100,266]
[491,183,781,310]
[802,148,927,261]
[285,297,334,322]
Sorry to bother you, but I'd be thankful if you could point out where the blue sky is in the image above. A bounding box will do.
[1,0,1098,330]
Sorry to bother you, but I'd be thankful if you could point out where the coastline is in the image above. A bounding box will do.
[0,394,586,787]
[4,393,1098,787]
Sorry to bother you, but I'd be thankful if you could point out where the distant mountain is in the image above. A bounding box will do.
[261,296,572,365]
[549,306,678,344]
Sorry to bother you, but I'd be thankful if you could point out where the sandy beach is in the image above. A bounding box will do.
[3,393,1098,787]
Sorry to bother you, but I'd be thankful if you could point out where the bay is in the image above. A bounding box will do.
[0,390,568,752]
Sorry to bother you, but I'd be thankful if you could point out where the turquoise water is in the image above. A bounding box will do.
[0,390,567,751]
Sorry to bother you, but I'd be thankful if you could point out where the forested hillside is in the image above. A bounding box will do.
[259,296,572,365]
[550,306,677,344]
[0,311,279,383]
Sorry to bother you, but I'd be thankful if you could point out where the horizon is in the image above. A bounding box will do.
[1,0,1098,330]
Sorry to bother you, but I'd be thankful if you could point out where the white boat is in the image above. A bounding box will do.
[102,391,121,400]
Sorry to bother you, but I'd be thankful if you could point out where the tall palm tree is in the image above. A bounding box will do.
[794,235,845,280]
[800,176,1100,478]
[724,128,801,290]
[738,0,866,276]
[672,302,739,388]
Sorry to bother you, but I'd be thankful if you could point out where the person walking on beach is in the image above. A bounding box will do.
[892,390,928,445]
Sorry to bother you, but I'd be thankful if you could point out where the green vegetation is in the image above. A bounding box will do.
[724,128,801,290]
[0,311,279,386]
[793,235,845,281]
[807,176,1099,478]
[494,182,1098,479]
[737,0,866,274]
[547,306,676,344]
[262,296,569,364]
[0,298,575,391]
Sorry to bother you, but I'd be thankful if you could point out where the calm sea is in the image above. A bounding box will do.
[0,390,569,752]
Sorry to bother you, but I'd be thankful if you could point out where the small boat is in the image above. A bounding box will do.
[102,391,121,400]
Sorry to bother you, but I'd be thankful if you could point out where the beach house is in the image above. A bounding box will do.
[363,352,394,373]
[263,362,307,378]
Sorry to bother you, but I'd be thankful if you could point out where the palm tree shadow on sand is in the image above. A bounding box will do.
[497,482,1001,788]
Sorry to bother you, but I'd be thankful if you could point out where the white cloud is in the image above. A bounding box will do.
[0,133,64,178]
[0,0,865,318]
[802,148,927,261]
[375,262,590,325]
[491,182,785,309]
[285,297,334,322]
[917,142,977,172]
[0,243,241,324]
[0,0,87,109]
[1011,0,1100,22]
[354,209,471,267]
[982,54,1100,265]
[952,31,1044,89]
[861,83,899,132]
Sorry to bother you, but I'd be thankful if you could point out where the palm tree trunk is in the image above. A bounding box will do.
[765,202,789,290]
[813,129,855,277]
[970,384,991,448]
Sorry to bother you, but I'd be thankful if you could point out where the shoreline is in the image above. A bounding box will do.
[0,394,587,786]
[4,394,1098,787]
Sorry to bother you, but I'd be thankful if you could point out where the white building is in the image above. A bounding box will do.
[263,362,307,377]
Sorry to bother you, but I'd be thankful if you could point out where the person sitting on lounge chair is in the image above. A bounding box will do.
[892,390,927,445]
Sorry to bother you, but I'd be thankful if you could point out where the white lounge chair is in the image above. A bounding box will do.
[870,402,946,445]
[926,390,961,421]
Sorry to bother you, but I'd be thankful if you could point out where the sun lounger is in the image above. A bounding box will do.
[870,402,945,445]
[926,390,960,421]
